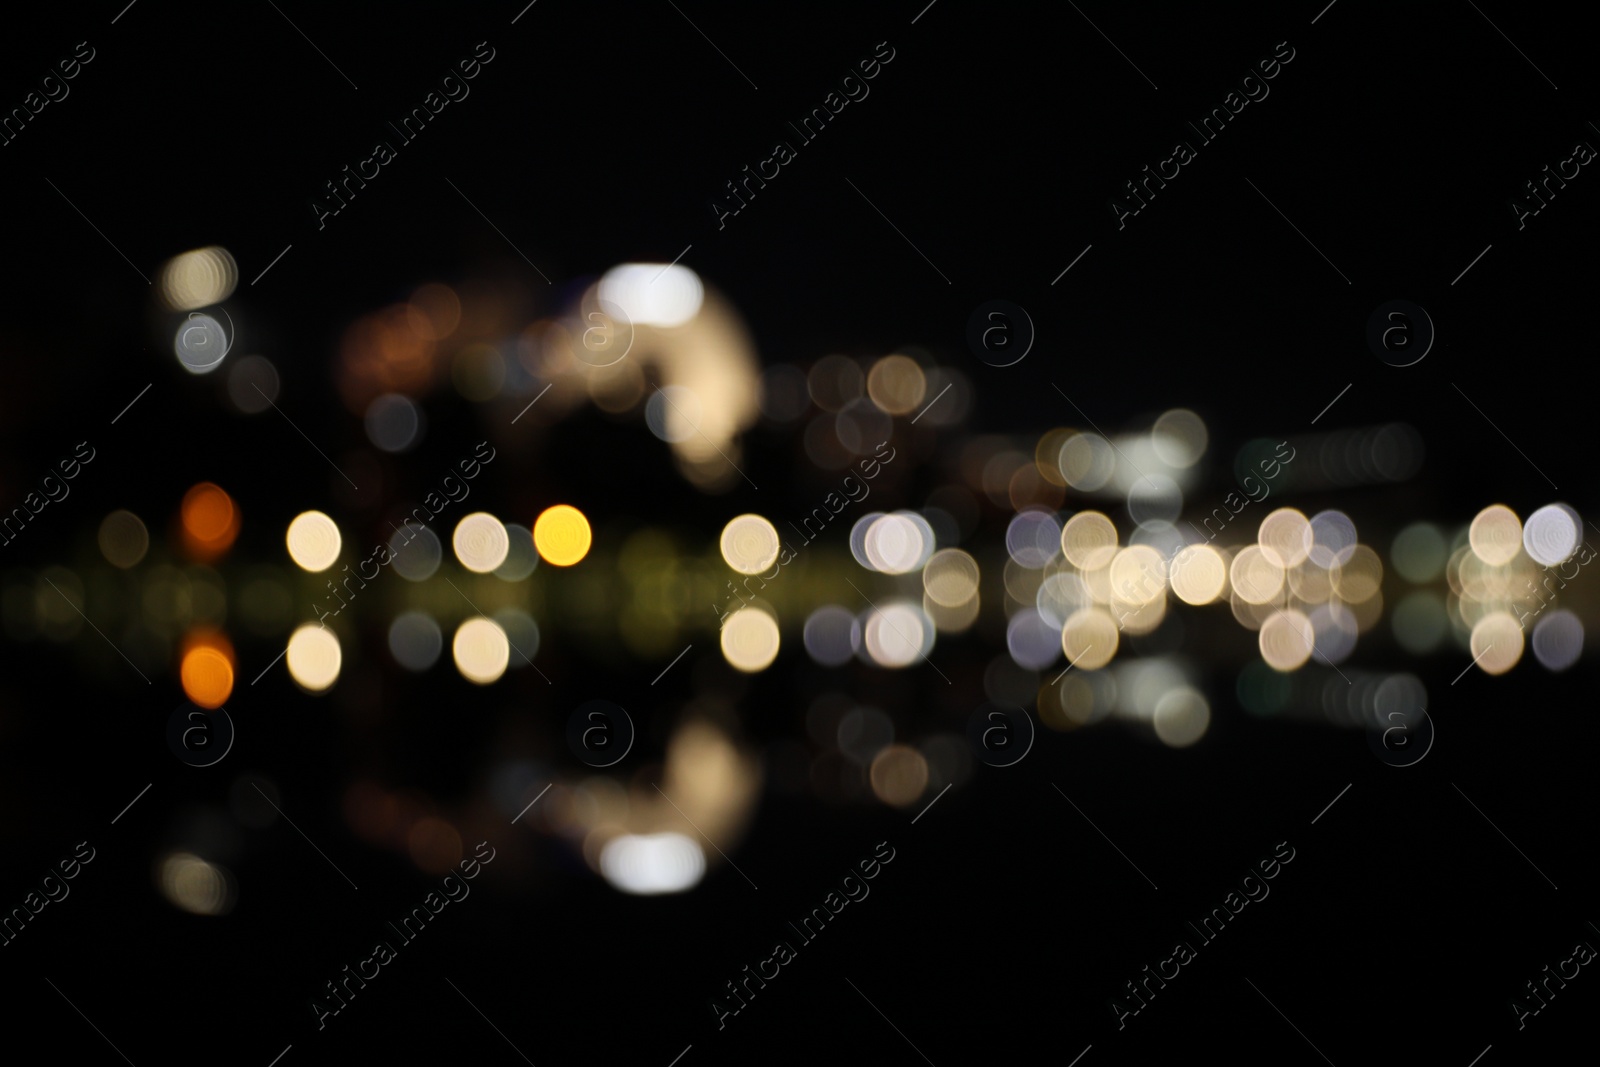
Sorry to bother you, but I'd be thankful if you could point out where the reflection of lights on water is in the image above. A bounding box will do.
[364,393,424,452]
[159,246,237,311]
[803,606,860,666]
[286,511,342,572]
[388,611,443,671]
[721,607,780,672]
[1523,503,1582,566]
[533,504,592,566]
[98,510,149,568]
[390,522,442,581]
[720,514,780,575]
[158,852,235,916]
[599,832,705,895]
[453,617,511,684]
[598,263,704,328]
[1469,504,1522,566]
[287,624,341,691]
[453,512,510,573]
[1531,610,1583,671]
[493,524,538,581]
[1469,611,1524,675]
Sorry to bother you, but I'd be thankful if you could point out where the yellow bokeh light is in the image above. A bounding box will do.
[1061,608,1118,669]
[1061,511,1118,570]
[1469,611,1525,675]
[286,625,341,691]
[533,504,592,567]
[453,617,511,684]
[923,548,980,607]
[286,511,342,573]
[1257,508,1312,569]
[1469,505,1522,566]
[719,514,780,575]
[1170,544,1227,605]
[1259,609,1314,671]
[1230,545,1285,605]
[453,512,510,573]
[720,607,780,672]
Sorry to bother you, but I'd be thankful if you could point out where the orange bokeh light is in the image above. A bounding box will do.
[180,630,236,708]
[180,483,240,561]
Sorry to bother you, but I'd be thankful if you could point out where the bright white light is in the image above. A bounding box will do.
[600,832,706,895]
[599,263,705,328]
[864,514,925,574]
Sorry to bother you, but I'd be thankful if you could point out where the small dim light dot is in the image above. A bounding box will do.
[533,505,592,566]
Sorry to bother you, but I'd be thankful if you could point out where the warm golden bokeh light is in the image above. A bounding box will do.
[158,246,237,311]
[869,744,930,806]
[287,625,342,691]
[719,514,781,575]
[1170,544,1227,605]
[1469,504,1522,566]
[453,512,511,573]
[1259,609,1314,670]
[1061,608,1118,669]
[286,510,342,573]
[453,617,511,684]
[721,607,781,672]
[922,548,980,607]
[1230,545,1285,605]
[1060,511,1118,570]
[1469,611,1525,675]
[865,355,927,415]
[1258,508,1312,568]
[533,504,593,566]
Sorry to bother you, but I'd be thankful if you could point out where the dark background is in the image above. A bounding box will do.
[1,1,1596,1063]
